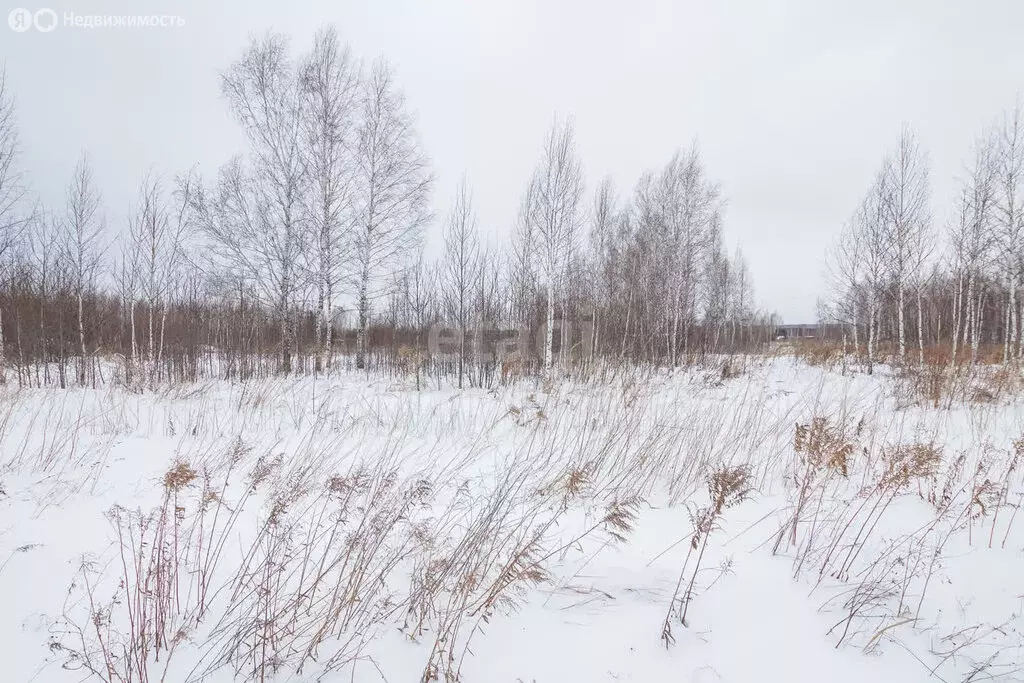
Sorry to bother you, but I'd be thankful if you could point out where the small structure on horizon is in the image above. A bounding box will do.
[775,324,818,340]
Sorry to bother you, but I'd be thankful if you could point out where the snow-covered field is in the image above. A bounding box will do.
[1,358,1022,682]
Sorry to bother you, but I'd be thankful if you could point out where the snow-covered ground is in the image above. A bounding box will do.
[1,358,1021,682]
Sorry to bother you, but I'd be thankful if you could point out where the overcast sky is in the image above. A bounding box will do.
[4,0,1024,322]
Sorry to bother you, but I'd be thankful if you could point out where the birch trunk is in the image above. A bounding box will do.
[1007,275,1017,363]
[852,299,860,360]
[898,282,906,360]
[867,297,876,375]
[917,286,925,367]
[77,291,86,385]
[951,272,962,367]
[544,277,555,374]
[0,305,5,383]
[357,265,369,370]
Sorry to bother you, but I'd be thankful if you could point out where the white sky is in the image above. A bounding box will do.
[4,0,1024,322]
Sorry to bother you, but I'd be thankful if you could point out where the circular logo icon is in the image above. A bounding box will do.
[33,8,58,32]
[7,7,33,32]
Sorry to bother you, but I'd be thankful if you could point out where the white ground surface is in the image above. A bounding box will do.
[1,358,1021,682]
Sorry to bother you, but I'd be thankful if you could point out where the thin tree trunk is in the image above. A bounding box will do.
[952,271,963,367]
[544,278,555,374]
[357,266,369,370]
[1007,275,1017,364]
[898,282,906,361]
[77,290,86,385]
[0,304,6,384]
[158,306,169,383]
[315,279,325,373]
[917,286,925,367]
[867,297,876,375]
[852,299,860,361]
[130,300,137,382]
[324,289,333,371]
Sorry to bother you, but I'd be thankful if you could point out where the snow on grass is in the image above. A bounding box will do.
[0,358,1021,682]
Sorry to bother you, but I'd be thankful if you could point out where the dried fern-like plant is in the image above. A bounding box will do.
[662,464,752,648]
[775,417,858,555]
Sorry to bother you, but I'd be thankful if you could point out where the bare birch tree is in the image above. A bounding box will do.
[216,33,308,373]
[950,133,1000,364]
[659,145,721,364]
[996,101,1024,361]
[128,170,194,385]
[0,67,26,248]
[731,247,752,348]
[881,126,931,361]
[0,66,30,373]
[588,177,619,359]
[827,215,865,361]
[300,26,359,372]
[510,181,539,329]
[441,179,480,387]
[524,119,584,374]
[27,211,60,385]
[403,251,435,389]
[351,59,431,369]
[117,211,141,376]
[859,172,890,374]
[61,153,105,385]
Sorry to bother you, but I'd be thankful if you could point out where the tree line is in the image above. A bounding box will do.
[0,27,769,389]
[825,106,1024,372]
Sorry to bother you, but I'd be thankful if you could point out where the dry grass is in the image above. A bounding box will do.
[792,340,846,369]
[36,370,784,682]
[1,355,1019,682]
[661,464,753,648]
[768,395,1024,670]
[892,361,1024,409]
[773,416,860,556]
